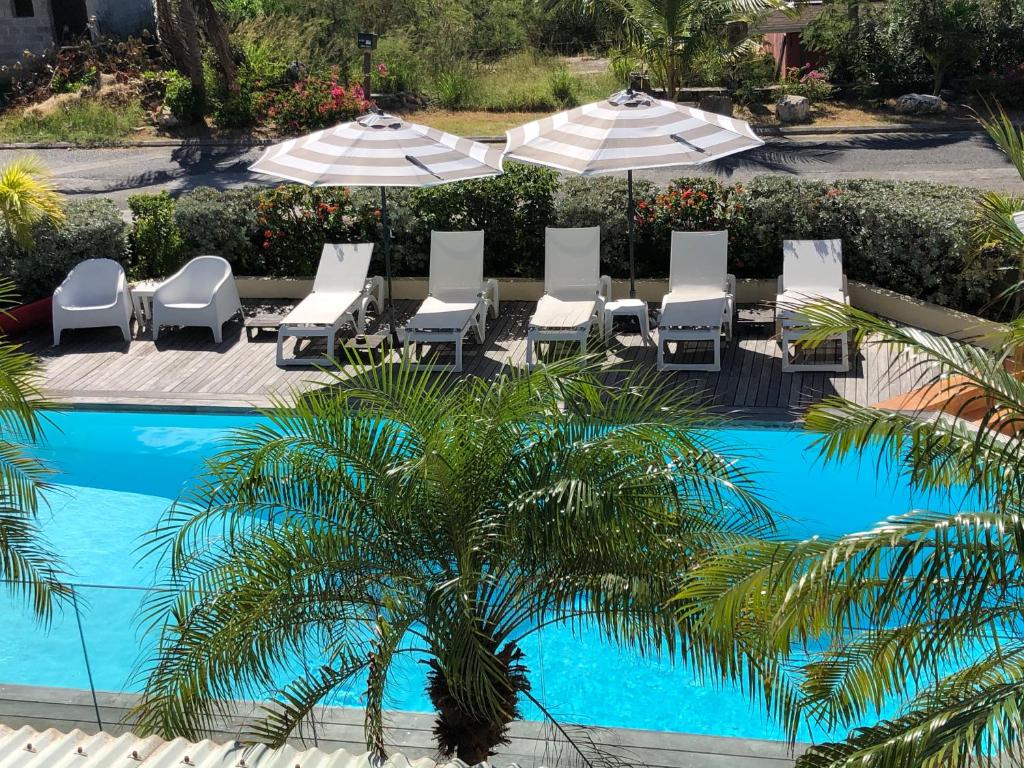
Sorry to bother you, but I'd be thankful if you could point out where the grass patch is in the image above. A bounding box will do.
[409,109,552,136]
[434,51,623,112]
[0,98,145,144]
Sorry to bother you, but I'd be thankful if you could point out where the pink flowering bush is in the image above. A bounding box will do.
[779,64,834,103]
[259,72,372,134]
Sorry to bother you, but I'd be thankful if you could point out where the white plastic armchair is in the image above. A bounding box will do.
[151,256,242,343]
[52,258,134,346]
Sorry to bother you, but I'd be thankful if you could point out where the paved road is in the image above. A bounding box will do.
[2,130,1020,207]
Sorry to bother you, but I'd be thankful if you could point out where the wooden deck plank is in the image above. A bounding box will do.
[17,302,922,416]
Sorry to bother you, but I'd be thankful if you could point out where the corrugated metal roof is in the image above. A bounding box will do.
[0,725,454,768]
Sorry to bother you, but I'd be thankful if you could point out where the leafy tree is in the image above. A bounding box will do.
[155,0,238,112]
[896,0,984,95]
[675,300,1024,768]
[132,358,772,764]
[0,157,64,251]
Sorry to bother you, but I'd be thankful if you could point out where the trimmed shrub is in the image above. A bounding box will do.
[635,177,747,277]
[74,174,1014,322]
[732,177,1013,315]
[0,198,128,303]
[254,185,380,276]
[128,191,183,279]
[407,164,559,278]
[175,187,261,272]
[553,175,657,276]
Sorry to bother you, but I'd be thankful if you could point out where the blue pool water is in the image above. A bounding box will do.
[0,411,972,740]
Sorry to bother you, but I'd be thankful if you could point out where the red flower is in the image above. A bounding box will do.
[263,240,270,249]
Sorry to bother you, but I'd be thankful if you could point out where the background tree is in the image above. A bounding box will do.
[155,0,238,111]
[675,303,1024,768]
[560,0,788,100]
[133,358,772,764]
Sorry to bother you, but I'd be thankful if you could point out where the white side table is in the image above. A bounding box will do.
[604,298,652,346]
[129,279,162,335]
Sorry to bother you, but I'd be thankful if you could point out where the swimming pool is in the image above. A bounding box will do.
[0,410,969,741]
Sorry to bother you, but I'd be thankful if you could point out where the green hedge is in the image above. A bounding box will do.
[2,173,1011,319]
[0,198,128,303]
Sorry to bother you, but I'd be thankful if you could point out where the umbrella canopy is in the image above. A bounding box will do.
[249,112,504,345]
[504,89,763,176]
[504,90,763,297]
[250,112,503,187]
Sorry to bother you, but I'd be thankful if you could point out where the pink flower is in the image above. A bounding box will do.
[377,62,389,76]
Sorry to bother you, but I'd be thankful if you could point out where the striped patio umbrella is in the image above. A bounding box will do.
[504,89,764,296]
[250,111,503,339]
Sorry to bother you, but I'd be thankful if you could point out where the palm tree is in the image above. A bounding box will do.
[674,302,1024,768]
[0,278,69,619]
[0,156,64,250]
[566,0,787,100]
[132,357,773,764]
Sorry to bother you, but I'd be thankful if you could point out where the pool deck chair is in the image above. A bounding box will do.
[152,255,242,344]
[52,258,134,346]
[776,239,850,373]
[401,230,499,373]
[526,226,611,370]
[277,243,383,367]
[657,230,735,372]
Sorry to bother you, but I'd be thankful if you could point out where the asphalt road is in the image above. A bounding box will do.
[2,130,1020,207]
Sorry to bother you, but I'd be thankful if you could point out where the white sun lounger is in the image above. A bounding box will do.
[526,226,611,370]
[52,258,134,345]
[152,255,242,344]
[657,231,735,372]
[401,231,499,373]
[276,243,383,367]
[776,239,850,372]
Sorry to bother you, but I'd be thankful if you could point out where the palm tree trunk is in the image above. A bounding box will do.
[176,0,206,109]
[426,643,530,765]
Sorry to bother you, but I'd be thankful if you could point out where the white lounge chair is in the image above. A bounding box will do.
[276,243,383,367]
[776,239,850,372]
[401,231,499,373]
[151,255,242,344]
[526,227,611,370]
[52,258,134,346]
[657,230,735,372]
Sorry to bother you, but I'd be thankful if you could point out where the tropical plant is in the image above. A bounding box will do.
[0,279,69,619]
[972,105,1024,315]
[674,300,1024,768]
[0,157,64,250]
[566,0,788,100]
[132,357,773,764]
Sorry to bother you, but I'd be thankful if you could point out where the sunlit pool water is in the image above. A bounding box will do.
[0,410,973,741]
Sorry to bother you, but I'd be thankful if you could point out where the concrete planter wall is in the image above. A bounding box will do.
[233,275,1003,346]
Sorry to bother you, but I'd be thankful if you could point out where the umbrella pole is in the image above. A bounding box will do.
[627,169,636,299]
[380,186,398,347]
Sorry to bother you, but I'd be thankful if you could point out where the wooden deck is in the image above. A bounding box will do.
[25,301,922,417]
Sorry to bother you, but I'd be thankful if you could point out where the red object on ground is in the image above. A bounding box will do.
[0,296,52,336]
